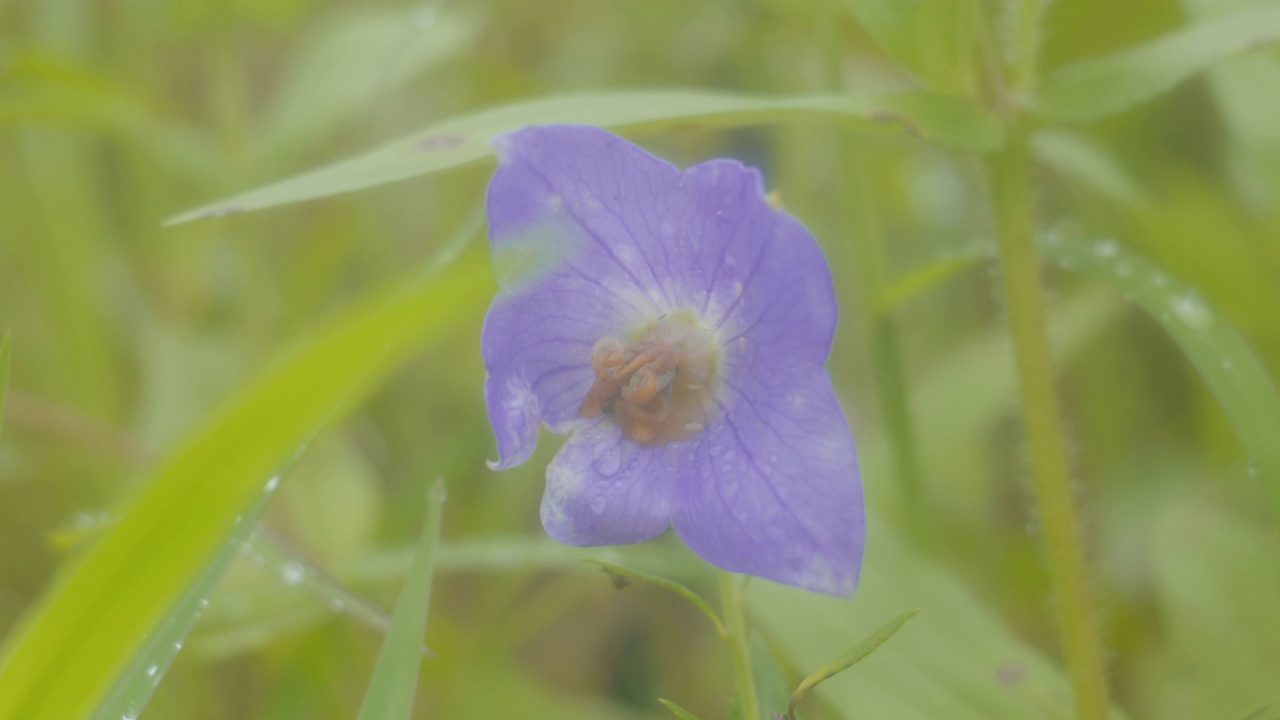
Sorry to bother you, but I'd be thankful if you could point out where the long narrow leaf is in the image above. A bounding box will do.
[1041,234,1280,524]
[357,478,448,720]
[0,251,490,720]
[783,609,919,719]
[1034,5,1280,122]
[167,90,1003,223]
[91,490,279,720]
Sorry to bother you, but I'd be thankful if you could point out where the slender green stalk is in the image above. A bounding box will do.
[987,127,1110,719]
[718,571,760,720]
[818,0,931,549]
[985,3,1109,716]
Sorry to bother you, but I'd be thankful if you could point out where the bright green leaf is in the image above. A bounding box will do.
[1041,234,1280,525]
[751,522,1115,719]
[357,478,447,720]
[91,490,278,720]
[783,609,919,720]
[168,90,1003,223]
[0,251,490,720]
[1034,5,1280,122]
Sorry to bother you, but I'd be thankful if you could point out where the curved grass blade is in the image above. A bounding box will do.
[1041,233,1280,522]
[0,251,490,720]
[782,609,919,720]
[0,329,10,436]
[658,698,705,720]
[1034,5,1280,122]
[168,90,1003,224]
[357,478,447,720]
[581,559,726,638]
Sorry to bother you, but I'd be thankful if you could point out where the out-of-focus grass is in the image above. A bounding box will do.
[1,0,1279,718]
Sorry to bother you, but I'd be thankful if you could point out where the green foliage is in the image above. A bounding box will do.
[0,253,490,719]
[1034,5,1280,121]
[781,608,918,720]
[357,479,447,720]
[4,1,1280,719]
[1043,234,1280,521]
[169,90,1002,223]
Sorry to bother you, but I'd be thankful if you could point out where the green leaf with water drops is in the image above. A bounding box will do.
[357,478,447,720]
[782,609,919,720]
[90,489,277,720]
[167,90,1003,223]
[0,251,490,720]
[658,698,706,720]
[0,329,10,437]
[1033,5,1280,122]
[1041,234,1280,523]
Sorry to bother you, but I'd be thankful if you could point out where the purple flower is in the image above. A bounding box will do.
[481,125,865,596]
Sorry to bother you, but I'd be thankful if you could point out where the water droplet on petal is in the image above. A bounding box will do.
[589,497,607,514]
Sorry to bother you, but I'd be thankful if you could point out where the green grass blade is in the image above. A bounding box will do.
[0,329,10,436]
[91,490,278,720]
[167,90,1003,224]
[1034,5,1280,122]
[0,251,490,720]
[581,559,726,638]
[357,478,448,720]
[658,698,706,720]
[783,609,919,720]
[1041,233,1280,525]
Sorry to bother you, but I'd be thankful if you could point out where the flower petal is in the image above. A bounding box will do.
[679,158,839,369]
[482,285,604,469]
[541,420,681,545]
[672,370,864,596]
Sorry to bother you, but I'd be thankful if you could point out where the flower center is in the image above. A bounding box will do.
[577,313,720,445]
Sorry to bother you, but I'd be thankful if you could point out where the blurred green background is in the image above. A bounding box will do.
[2,0,1280,718]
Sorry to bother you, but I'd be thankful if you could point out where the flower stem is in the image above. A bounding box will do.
[718,571,760,720]
[987,126,1110,720]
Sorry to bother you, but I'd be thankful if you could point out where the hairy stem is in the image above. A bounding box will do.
[988,126,1110,719]
[718,571,760,720]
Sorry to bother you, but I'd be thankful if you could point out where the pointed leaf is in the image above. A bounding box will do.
[357,479,447,720]
[0,252,489,720]
[1041,234,1280,524]
[1034,5,1280,121]
[168,90,1003,223]
[784,609,919,719]
[659,698,706,720]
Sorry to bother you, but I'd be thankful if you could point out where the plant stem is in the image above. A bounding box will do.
[987,125,1110,719]
[718,571,760,720]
